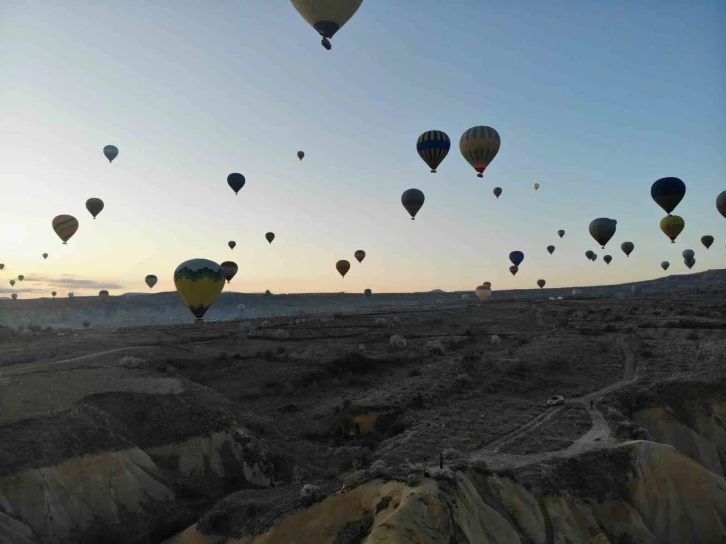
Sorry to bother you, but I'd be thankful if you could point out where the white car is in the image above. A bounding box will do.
[547,394,565,406]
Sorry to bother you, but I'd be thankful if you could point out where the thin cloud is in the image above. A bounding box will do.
[13,274,123,290]
[0,287,45,294]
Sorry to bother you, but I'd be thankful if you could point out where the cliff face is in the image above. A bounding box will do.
[166,441,726,544]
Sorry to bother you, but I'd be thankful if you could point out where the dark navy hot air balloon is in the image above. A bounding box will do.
[401,189,425,220]
[508,251,524,267]
[227,173,246,195]
[416,131,450,173]
[651,177,686,215]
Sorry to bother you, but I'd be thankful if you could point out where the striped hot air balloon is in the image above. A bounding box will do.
[416,130,450,173]
[459,126,501,178]
[103,145,119,163]
[52,215,79,244]
[220,261,239,283]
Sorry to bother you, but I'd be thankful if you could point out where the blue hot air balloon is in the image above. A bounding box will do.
[508,251,524,267]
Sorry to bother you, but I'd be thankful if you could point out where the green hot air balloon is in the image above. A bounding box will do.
[401,189,425,220]
[621,242,634,257]
[86,198,104,219]
[290,0,364,50]
[589,218,617,248]
[173,258,226,323]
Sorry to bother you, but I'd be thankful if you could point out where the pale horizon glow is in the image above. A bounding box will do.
[1,1,725,299]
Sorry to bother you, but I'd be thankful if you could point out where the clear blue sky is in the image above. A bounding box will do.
[1,0,724,298]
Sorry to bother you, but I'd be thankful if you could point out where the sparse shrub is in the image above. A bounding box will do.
[490,335,501,345]
[392,316,400,324]
[368,459,390,478]
[455,373,472,386]
[376,496,392,513]
[423,339,445,356]
[603,323,617,332]
[358,344,366,351]
[277,346,286,354]
[389,334,407,349]
[300,484,322,506]
[409,393,425,408]
[263,350,275,360]
[120,355,145,368]
[686,330,699,340]
[408,368,422,377]
[442,448,461,460]
[374,318,389,327]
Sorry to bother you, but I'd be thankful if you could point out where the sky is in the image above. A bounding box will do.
[0,0,724,298]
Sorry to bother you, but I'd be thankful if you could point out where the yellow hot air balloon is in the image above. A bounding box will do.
[173,258,226,323]
[459,126,501,178]
[659,215,684,243]
[52,215,79,244]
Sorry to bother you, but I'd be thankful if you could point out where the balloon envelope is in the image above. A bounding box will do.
[533,183,540,191]
[475,285,491,302]
[103,145,118,163]
[364,288,372,297]
[557,230,565,238]
[145,274,158,289]
[86,198,104,219]
[585,250,595,260]
[660,215,684,243]
[459,126,501,178]
[684,257,696,270]
[401,188,425,220]
[508,251,524,267]
[509,265,518,276]
[17,275,24,281]
[651,177,686,214]
[493,187,502,198]
[589,218,617,248]
[701,235,714,249]
[336,260,351,277]
[11,293,17,300]
[297,151,305,161]
[266,232,275,244]
[604,255,612,264]
[42,253,48,259]
[354,250,366,263]
[546,245,555,255]
[9,280,15,286]
[173,258,226,321]
[290,0,363,45]
[51,291,57,297]
[621,242,634,257]
[220,261,239,283]
[99,290,109,299]
[228,241,236,250]
[227,173,245,195]
[660,261,670,271]
[416,130,450,173]
[52,215,79,244]
[537,279,546,288]
[717,191,726,219]
[0,264,3,270]
[682,249,694,260]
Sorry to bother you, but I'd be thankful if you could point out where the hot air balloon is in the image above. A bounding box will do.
[145,275,158,289]
[533,183,540,191]
[660,261,670,271]
[266,232,275,244]
[0,264,4,270]
[103,145,119,163]
[603,255,612,265]
[401,189,425,220]
[508,251,524,267]
[585,250,595,261]
[42,253,48,259]
[701,235,714,249]
[660,215,684,243]
[354,250,366,263]
[621,242,634,257]
[17,275,24,282]
[11,293,17,300]
[493,187,502,199]
[220,261,239,283]
[9,280,15,286]
[68,292,74,298]
[459,126,500,178]
[173,258,226,323]
[475,284,492,302]
[537,279,546,289]
[592,253,598,262]
[684,257,695,270]
[546,245,555,255]
[416,130,450,173]
[589,218,617,248]
[483,281,491,288]
[290,0,363,50]
[52,215,79,244]
[298,151,305,161]
[51,291,57,297]
[509,265,518,276]
[86,198,104,219]
[228,241,236,250]
[336,260,351,278]
[557,230,565,238]
[227,173,246,195]
[99,290,109,301]
[364,288,372,297]
[717,191,726,219]
[682,249,694,261]
[651,177,685,215]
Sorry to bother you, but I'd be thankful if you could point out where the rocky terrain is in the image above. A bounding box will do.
[0,280,725,543]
